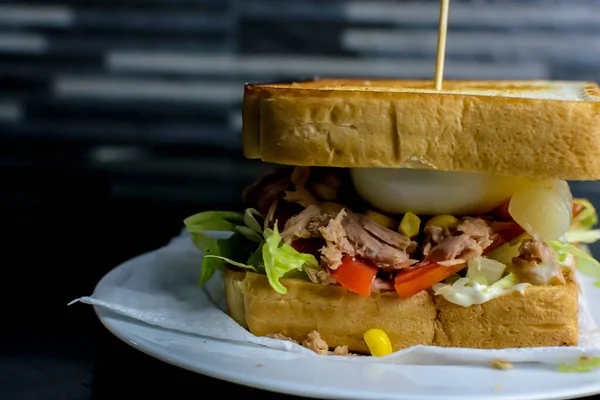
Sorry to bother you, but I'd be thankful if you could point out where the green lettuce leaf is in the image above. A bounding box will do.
[184,211,244,233]
[243,208,263,234]
[488,271,520,290]
[564,229,600,244]
[557,357,600,373]
[191,232,223,286]
[184,210,259,285]
[193,232,258,285]
[485,236,525,265]
[246,244,265,271]
[547,241,600,281]
[184,209,321,292]
[203,255,257,271]
[234,225,263,243]
[262,224,320,294]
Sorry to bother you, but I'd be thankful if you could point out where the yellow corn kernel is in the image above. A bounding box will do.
[399,212,421,237]
[365,210,397,230]
[426,214,459,230]
[364,328,393,357]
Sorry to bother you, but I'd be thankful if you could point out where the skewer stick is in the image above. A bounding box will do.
[434,0,450,90]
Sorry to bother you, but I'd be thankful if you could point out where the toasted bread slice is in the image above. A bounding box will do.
[224,267,579,353]
[433,280,579,349]
[225,268,437,353]
[242,79,600,180]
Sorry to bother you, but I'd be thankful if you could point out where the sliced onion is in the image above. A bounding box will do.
[508,179,572,241]
[350,168,531,216]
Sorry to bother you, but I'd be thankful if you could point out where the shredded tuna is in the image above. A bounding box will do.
[362,215,415,252]
[266,331,353,356]
[422,242,432,256]
[424,225,453,245]
[284,188,320,208]
[246,167,566,291]
[284,166,320,208]
[343,210,416,269]
[281,205,333,241]
[264,198,279,230]
[318,209,355,270]
[304,264,338,285]
[243,167,293,215]
[371,277,395,292]
[436,258,467,267]
[519,239,554,262]
[425,235,480,262]
[282,203,415,270]
[302,330,329,355]
[511,239,566,285]
[291,166,310,187]
[457,217,493,249]
[423,217,492,262]
[310,172,343,202]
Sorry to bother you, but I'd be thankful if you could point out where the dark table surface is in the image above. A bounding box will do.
[4,162,600,400]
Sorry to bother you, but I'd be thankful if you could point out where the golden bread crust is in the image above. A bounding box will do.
[242,79,600,180]
[224,268,248,328]
[433,281,579,348]
[224,267,579,353]
[226,269,436,353]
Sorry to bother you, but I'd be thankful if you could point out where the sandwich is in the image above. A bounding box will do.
[184,79,600,356]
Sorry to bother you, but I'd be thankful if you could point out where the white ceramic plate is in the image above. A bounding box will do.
[94,256,600,400]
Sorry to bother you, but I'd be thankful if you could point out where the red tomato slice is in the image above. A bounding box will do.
[483,234,505,255]
[573,202,585,219]
[394,262,467,300]
[498,223,525,242]
[394,265,429,284]
[493,200,512,221]
[330,256,378,296]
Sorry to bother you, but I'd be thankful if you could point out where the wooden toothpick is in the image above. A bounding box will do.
[435,0,450,90]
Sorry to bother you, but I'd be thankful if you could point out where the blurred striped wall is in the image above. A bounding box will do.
[2,0,600,207]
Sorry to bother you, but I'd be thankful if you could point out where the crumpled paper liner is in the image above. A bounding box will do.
[71,230,600,365]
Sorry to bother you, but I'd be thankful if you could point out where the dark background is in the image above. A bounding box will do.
[2,0,600,399]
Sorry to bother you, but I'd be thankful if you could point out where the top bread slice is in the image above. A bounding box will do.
[242,79,600,180]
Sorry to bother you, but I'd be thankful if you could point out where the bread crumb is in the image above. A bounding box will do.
[267,330,355,356]
[256,363,263,368]
[581,355,589,361]
[494,384,502,391]
[490,359,513,370]
[302,330,329,355]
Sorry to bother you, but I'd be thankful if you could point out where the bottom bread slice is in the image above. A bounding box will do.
[226,269,437,353]
[224,268,579,353]
[433,282,579,348]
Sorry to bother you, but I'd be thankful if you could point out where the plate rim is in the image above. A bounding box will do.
[95,306,600,400]
[90,244,600,400]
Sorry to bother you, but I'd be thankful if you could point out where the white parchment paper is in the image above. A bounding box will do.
[71,229,600,365]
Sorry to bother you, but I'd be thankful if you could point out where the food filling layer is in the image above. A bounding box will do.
[185,166,600,306]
